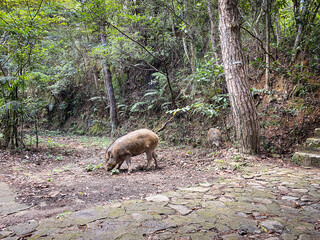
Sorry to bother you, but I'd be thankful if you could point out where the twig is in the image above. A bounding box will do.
[155,115,175,133]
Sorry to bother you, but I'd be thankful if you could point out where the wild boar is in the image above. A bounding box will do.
[105,129,159,173]
[207,128,222,148]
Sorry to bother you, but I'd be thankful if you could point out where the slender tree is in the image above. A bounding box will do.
[206,0,219,64]
[265,0,270,90]
[100,22,119,135]
[218,0,261,154]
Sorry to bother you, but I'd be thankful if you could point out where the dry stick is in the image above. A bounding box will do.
[241,26,276,62]
[155,115,175,133]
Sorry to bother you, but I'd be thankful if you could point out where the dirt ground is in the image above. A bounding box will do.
[0,134,290,229]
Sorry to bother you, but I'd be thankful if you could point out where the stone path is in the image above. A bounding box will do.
[0,164,320,239]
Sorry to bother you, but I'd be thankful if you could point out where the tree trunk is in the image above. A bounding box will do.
[218,0,260,154]
[275,15,282,46]
[182,35,193,73]
[100,22,119,135]
[92,66,108,113]
[265,0,270,90]
[206,0,219,64]
[292,0,310,62]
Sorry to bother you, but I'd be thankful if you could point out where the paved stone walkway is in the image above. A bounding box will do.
[0,164,320,239]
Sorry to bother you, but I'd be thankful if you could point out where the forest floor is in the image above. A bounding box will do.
[0,133,319,239]
[0,132,235,226]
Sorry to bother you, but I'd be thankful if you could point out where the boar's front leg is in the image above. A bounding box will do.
[117,160,124,170]
[124,155,133,173]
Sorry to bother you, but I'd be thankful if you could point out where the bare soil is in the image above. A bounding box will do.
[0,134,290,229]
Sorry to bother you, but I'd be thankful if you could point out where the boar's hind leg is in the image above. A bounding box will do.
[146,151,157,170]
[152,152,158,168]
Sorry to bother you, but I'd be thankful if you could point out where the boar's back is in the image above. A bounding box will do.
[110,129,158,157]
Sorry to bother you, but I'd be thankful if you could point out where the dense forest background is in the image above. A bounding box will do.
[0,0,319,155]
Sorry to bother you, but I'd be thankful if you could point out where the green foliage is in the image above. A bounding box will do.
[56,210,70,219]
[167,56,228,118]
[110,168,120,175]
[85,163,103,172]
[130,72,173,114]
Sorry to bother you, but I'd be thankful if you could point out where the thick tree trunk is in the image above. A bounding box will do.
[100,22,119,135]
[206,0,219,64]
[218,0,260,154]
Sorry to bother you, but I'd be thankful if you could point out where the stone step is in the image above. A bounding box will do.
[305,137,320,152]
[315,128,320,138]
[292,151,320,167]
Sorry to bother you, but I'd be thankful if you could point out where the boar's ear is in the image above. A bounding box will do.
[107,150,112,158]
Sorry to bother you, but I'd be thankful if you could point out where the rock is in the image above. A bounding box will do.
[311,203,320,210]
[0,202,31,217]
[140,220,175,234]
[8,220,39,237]
[239,225,261,234]
[305,138,320,151]
[199,182,213,187]
[315,128,320,138]
[47,190,60,198]
[145,194,169,202]
[235,212,248,218]
[281,196,299,201]
[39,202,47,208]
[0,229,14,238]
[301,195,317,202]
[292,152,320,167]
[298,234,315,240]
[291,189,308,194]
[180,186,210,193]
[168,204,192,215]
[222,233,243,240]
[252,198,273,204]
[260,220,284,233]
[277,186,289,193]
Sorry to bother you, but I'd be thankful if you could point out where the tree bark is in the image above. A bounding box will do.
[275,15,282,46]
[206,0,219,64]
[218,0,260,154]
[100,22,119,135]
[292,0,311,62]
[182,35,193,72]
[265,0,270,90]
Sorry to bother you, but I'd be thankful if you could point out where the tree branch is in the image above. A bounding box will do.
[241,26,275,62]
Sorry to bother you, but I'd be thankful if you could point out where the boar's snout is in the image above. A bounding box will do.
[106,159,117,171]
[207,128,222,148]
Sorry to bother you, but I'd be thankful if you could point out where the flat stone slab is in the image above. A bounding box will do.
[168,204,192,215]
[281,196,299,201]
[8,220,39,236]
[180,186,210,192]
[145,194,169,202]
[260,220,284,233]
[0,182,31,217]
